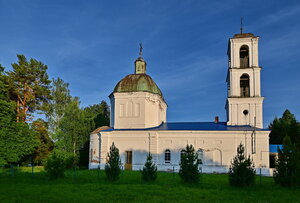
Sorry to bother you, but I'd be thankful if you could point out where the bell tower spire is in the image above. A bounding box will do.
[135,43,147,74]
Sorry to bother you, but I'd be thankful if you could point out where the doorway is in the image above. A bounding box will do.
[125,151,132,170]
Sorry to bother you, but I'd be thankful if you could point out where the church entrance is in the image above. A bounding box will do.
[125,151,132,170]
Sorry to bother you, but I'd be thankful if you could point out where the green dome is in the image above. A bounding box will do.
[113,74,163,97]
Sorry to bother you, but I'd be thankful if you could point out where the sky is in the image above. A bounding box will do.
[0,0,299,128]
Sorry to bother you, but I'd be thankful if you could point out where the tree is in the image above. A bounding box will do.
[274,135,300,187]
[179,144,200,183]
[79,100,110,167]
[0,122,39,165]
[46,77,72,137]
[56,98,90,162]
[31,119,54,165]
[269,110,300,146]
[0,65,39,165]
[105,142,121,181]
[83,100,110,128]
[44,149,73,179]
[228,143,256,187]
[7,55,51,122]
[141,153,157,182]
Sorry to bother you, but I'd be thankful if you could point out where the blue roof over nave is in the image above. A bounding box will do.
[104,122,269,131]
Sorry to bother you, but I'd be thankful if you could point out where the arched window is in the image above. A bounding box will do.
[198,149,204,165]
[240,74,250,97]
[240,45,249,68]
[165,149,171,164]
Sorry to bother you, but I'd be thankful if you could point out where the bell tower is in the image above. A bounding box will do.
[225,32,264,128]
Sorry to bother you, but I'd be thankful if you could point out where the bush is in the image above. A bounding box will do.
[141,153,157,182]
[105,142,121,181]
[44,149,73,179]
[228,143,255,187]
[274,135,300,187]
[179,144,200,183]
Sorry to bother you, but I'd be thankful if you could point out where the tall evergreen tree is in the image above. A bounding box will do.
[7,55,51,122]
[274,135,300,187]
[105,142,121,181]
[179,144,200,183]
[228,143,256,187]
[269,110,300,146]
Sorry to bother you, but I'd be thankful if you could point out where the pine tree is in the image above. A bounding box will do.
[228,143,256,187]
[179,144,200,183]
[274,135,300,187]
[105,142,121,181]
[141,153,157,182]
[7,55,51,122]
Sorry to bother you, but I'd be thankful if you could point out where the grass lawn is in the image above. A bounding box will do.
[0,167,299,202]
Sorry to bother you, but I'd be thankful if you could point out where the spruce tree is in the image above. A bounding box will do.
[274,135,300,187]
[228,143,255,187]
[179,144,200,183]
[141,153,157,182]
[105,142,121,181]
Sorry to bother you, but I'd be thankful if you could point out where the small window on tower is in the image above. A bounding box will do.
[240,45,249,68]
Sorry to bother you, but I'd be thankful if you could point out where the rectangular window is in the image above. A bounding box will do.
[165,150,171,164]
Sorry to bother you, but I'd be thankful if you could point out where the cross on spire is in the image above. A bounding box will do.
[139,43,143,57]
[240,17,243,34]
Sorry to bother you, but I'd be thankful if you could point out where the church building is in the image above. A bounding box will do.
[89,31,271,175]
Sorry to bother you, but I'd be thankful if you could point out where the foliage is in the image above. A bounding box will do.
[0,122,39,165]
[228,143,256,187]
[31,119,54,165]
[78,100,110,167]
[274,135,300,187]
[141,153,157,182]
[7,55,51,122]
[83,100,110,129]
[269,109,300,145]
[1,65,40,165]
[105,142,121,181]
[44,149,73,179]
[55,98,90,161]
[179,144,200,183]
[46,77,72,137]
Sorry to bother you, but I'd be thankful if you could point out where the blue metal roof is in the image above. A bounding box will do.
[269,144,283,153]
[104,122,269,131]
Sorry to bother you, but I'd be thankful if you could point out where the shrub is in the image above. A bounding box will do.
[274,135,300,187]
[228,143,255,187]
[44,149,73,179]
[179,144,200,183]
[141,153,157,182]
[105,142,121,181]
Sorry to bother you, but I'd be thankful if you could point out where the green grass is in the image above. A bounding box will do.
[0,167,299,203]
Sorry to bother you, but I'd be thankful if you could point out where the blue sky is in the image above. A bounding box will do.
[0,0,299,127]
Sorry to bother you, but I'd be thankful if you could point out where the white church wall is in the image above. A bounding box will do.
[89,129,270,175]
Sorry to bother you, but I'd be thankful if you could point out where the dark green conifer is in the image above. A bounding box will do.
[105,142,121,181]
[141,153,157,182]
